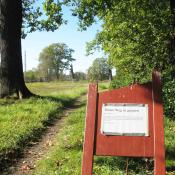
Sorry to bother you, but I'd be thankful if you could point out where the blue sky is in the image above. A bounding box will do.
[22,5,102,73]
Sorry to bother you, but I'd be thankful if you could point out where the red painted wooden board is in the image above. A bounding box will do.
[95,83,154,157]
[81,71,165,175]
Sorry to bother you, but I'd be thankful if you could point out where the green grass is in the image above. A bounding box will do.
[1,81,174,174]
[32,106,153,175]
[98,81,110,90]
[27,81,88,96]
[32,106,86,175]
[0,98,61,154]
[0,81,87,165]
[165,117,175,171]
[32,101,175,175]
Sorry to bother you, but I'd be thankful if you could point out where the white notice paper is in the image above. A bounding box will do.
[101,103,149,136]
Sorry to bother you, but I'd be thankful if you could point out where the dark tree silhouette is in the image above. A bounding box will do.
[0,0,32,98]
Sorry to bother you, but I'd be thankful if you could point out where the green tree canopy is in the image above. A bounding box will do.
[74,72,86,81]
[66,0,174,82]
[38,43,75,80]
[65,0,175,118]
[22,0,65,37]
[87,57,110,82]
[24,69,40,82]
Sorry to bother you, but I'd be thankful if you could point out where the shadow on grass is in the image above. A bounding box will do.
[0,97,20,106]
[93,148,175,174]
[166,146,175,161]
[36,91,86,108]
[61,138,154,174]
[166,146,175,172]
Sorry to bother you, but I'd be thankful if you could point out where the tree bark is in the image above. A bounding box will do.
[0,0,33,98]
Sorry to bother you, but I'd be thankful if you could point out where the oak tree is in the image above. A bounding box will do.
[38,43,75,81]
[87,57,110,82]
[0,0,63,98]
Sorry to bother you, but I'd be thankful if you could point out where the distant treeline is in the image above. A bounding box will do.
[24,69,87,82]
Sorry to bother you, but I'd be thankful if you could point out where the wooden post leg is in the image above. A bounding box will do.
[154,103,166,175]
[152,71,166,175]
[154,155,166,175]
[81,84,98,175]
[82,153,94,175]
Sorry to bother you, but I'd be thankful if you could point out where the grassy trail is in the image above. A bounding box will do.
[0,81,174,174]
[0,81,88,174]
[31,102,175,175]
[2,95,86,175]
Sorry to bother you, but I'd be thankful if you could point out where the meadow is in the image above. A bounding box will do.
[0,81,87,170]
[0,81,174,174]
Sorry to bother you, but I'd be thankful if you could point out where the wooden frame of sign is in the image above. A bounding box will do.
[81,71,165,175]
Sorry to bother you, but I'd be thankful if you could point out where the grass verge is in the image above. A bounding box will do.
[0,82,87,170]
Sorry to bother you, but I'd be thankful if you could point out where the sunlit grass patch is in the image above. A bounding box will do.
[32,107,86,175]
[27,81,88,96]
[0,98,61,154]
[0,81,87,166]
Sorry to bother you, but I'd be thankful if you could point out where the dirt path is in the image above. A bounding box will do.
[2,96,86,175]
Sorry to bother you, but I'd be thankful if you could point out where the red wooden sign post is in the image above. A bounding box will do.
[82,71,165,175]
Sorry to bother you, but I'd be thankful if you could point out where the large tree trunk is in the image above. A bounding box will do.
[0,0,33,98]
